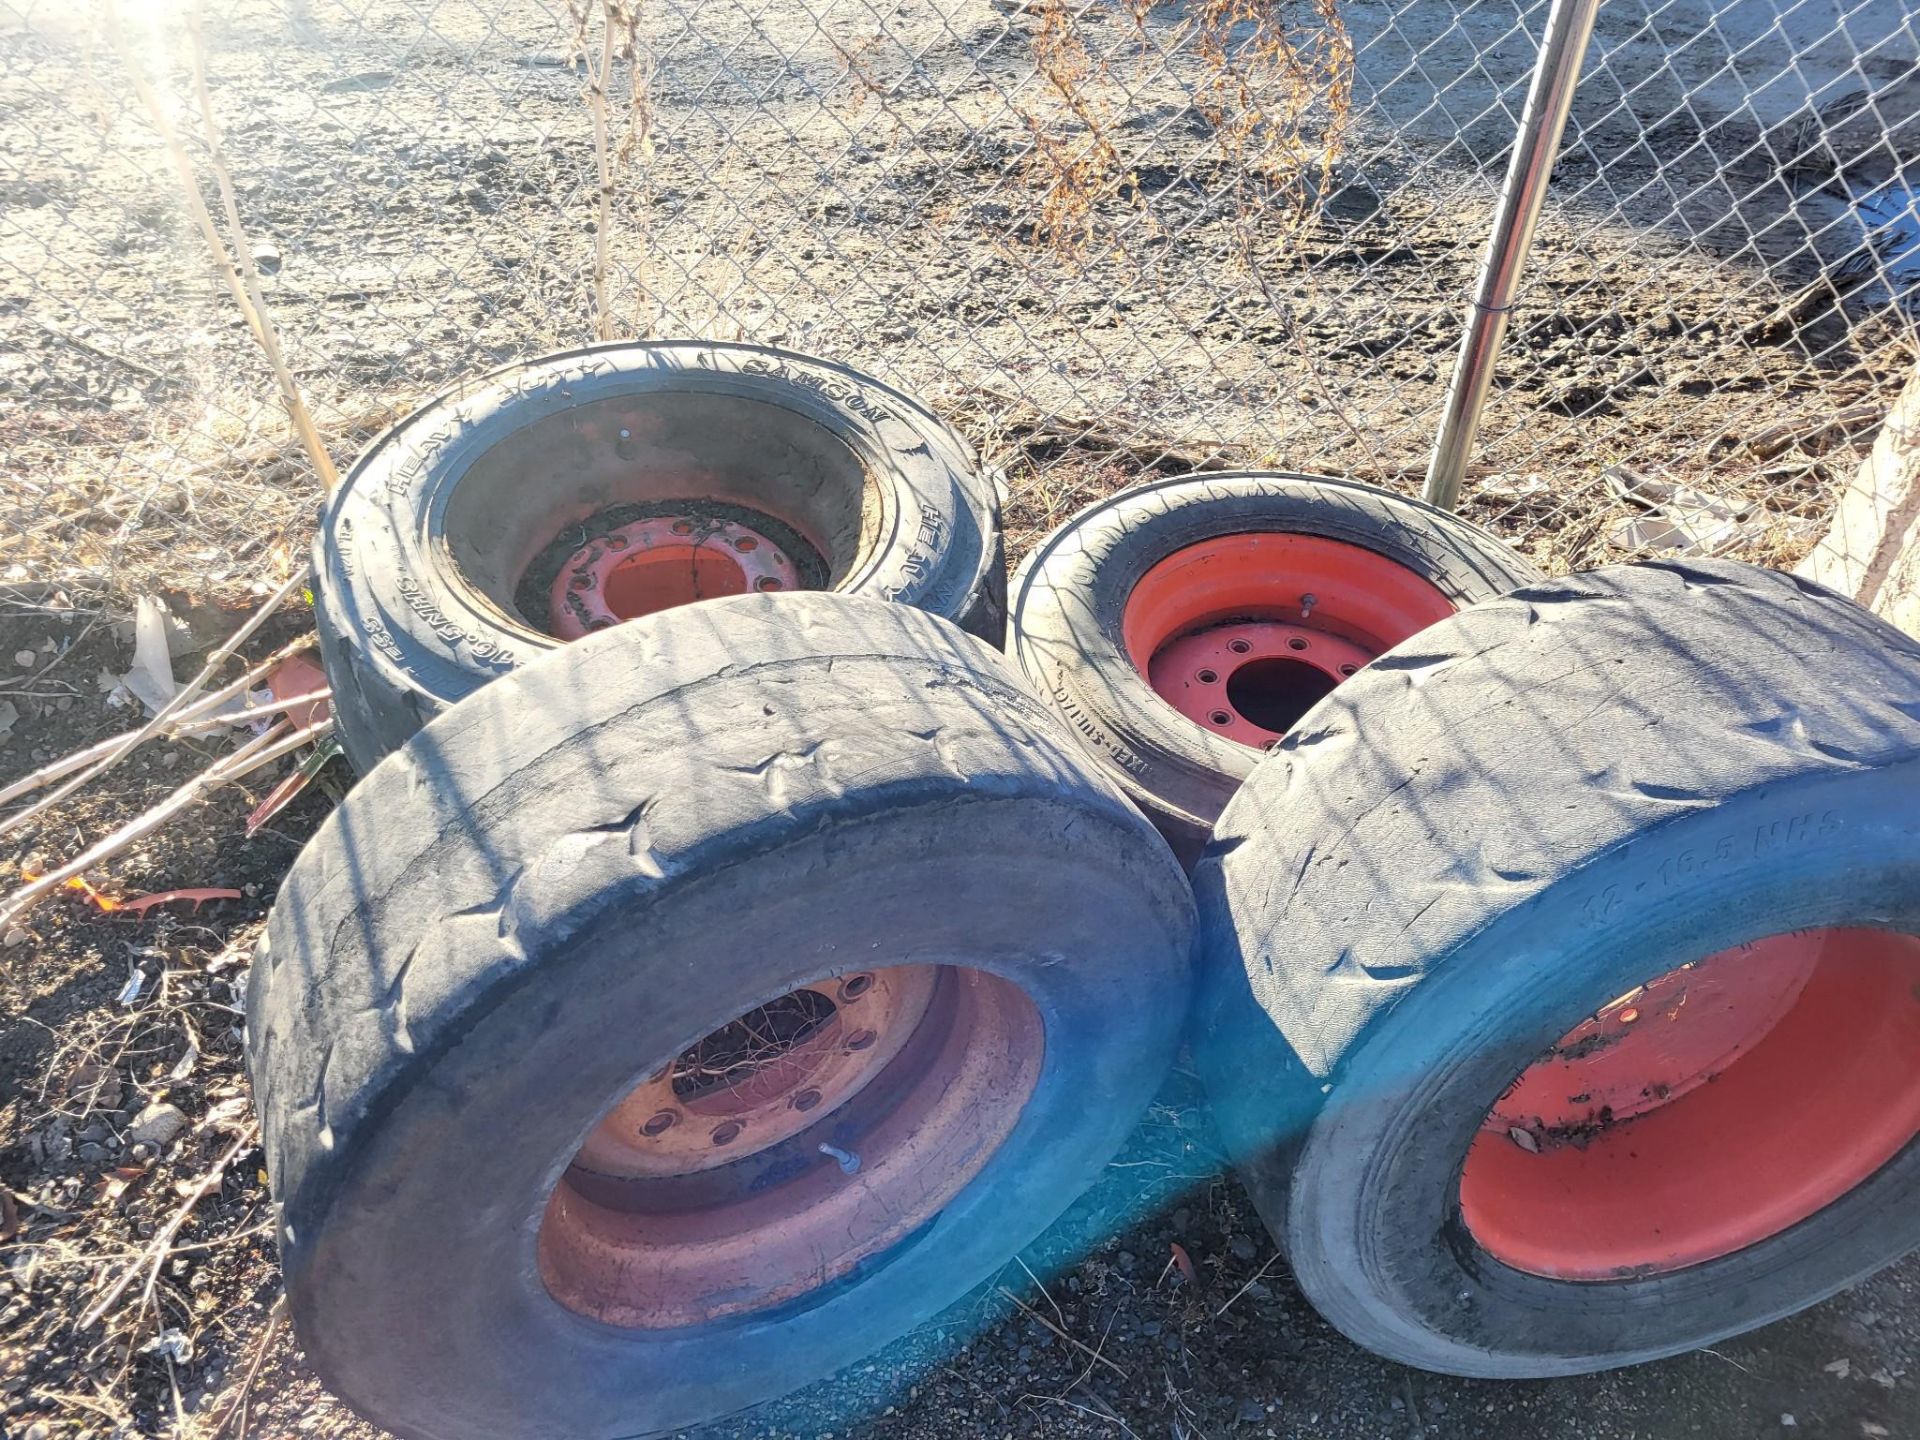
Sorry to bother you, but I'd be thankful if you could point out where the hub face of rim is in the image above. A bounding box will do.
[1460,927,1920,1281]
[1149,621,1372,745]
[1121,534,1455,748]
[573,966,936,1179]
[536,965,1044,1328]
[548,514,802,639]
[442,390,871,637]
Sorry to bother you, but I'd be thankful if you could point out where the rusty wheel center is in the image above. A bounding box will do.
[572,968,934,1179]
[547,514,801,638]
[538,964,1044,1328]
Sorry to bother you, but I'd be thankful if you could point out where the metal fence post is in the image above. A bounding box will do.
[1422,0,1605,512]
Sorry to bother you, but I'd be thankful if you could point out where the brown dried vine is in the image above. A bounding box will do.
[566,0,655,339]
[1015,0,1352,261]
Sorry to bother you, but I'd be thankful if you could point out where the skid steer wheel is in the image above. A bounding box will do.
[1193,559,1920,1379]
[315,339,1005,773]
[247,592,1192,1440]
[1007,472,1540,861]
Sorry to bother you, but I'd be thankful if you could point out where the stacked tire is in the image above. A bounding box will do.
[256,349,1191,1439]
[1007,472,1541,859]
[1193,560,1920,1376]
[313,341,1005,772]
[253,349,1920,1440]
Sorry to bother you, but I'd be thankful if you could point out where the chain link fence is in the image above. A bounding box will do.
[2,0,1917,606]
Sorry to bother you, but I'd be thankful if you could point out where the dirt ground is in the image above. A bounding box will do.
[4,0,1920,1436]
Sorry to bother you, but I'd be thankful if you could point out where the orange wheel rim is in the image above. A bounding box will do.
[1121,533,1455,746]
[1460,927,1920,1279]
[536,965,1044,1327]
[547,514,801,639]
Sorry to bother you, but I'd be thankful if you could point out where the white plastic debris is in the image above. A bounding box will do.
[140,1328,195,1364]
[119,596,180,715]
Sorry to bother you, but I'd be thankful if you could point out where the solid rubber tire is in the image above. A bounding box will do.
[1193,558,1920,1377]
[248,591,1192,1440]
[1006,472,1541,858]
[315,340,1006,773]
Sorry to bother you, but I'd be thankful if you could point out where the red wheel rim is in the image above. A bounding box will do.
[1120,534,1455,746]
[1460,927,1920,1280]
[536,965,1043,1327]
[548,515,801,639]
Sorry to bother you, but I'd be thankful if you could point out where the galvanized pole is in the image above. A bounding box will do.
[1422,0,1604,511]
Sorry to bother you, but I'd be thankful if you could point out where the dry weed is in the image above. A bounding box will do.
[1013,0,1353,261]
[567,0,654,340]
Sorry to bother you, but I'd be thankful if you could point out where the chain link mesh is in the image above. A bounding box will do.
[2,0,1916,605]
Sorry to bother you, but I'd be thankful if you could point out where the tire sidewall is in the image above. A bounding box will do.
[1284,765,1920,1377]
[285,805,1190,1440]
[1009,472,1542,842]
[320,341,998,761]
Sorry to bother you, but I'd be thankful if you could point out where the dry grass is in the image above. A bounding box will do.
[567,0,655,340]
[1015,0,1353,261]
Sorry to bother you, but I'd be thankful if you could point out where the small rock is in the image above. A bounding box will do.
[1228,1233,1258,1262]
[1236,1398,1265,1424]
[13,649,34,668]
[128,1102,188,1148]
[251,241,282,274]
[2,927,26,948]
[25,1421,50,1440]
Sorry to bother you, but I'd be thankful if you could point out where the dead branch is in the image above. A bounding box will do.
[998,1286,1128,1379]
[0,715,332,927]
[79,1124,259,1332]
[102,0,339,490]
[0,640,319,813]
[0,569,310,841]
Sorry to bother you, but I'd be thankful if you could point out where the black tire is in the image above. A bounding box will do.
[1193,558,1920,1378]
[1006,472,1540,859]
[248,592,1192,1440]
[315,340,1005,773]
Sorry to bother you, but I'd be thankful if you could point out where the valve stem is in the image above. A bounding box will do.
[818,1142,861,1175]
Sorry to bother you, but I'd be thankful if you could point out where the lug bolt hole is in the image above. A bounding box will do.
[756,577,782,591]
[793,1088,823,1112]
[735,536,759,552]
[1209,710,1233,726]
[641,1110,677,1137]
[710,1121,744,1146]
[846,1028,877,1051]
[1196,668,1218,684]
[1288,637,1309,651]
[1227,639,1252,655]
[1619,1008,1640,1025]
[839,973,874,1000]
[1339,663,1358,676]
[670,519,695,536]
